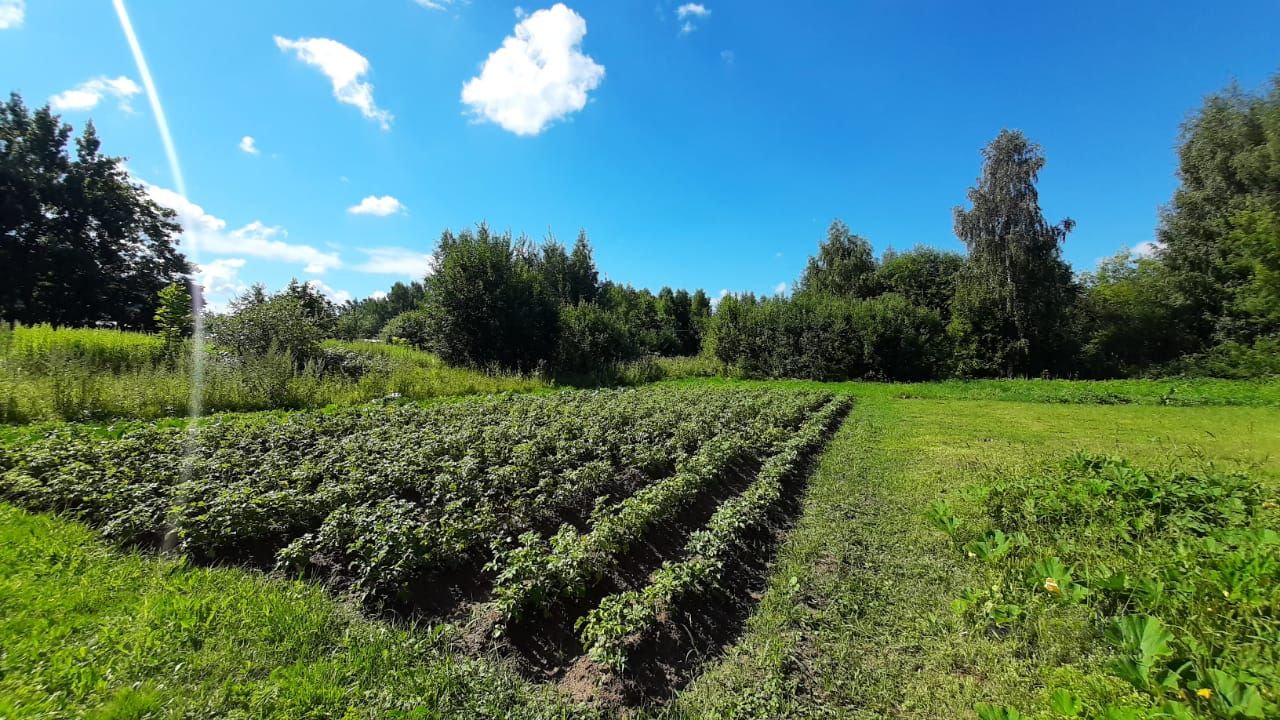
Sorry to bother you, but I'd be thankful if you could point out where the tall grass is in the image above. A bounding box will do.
[1,324,168,373]
[0,327,546,424]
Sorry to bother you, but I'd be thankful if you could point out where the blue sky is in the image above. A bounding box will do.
[2,1,1279,308]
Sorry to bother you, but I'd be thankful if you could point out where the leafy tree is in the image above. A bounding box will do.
[0,93,189,328]
[1074,250,1181,377]
[567,230,600,304]
[875,246,965,321]
[282,279,337,334]
[334,280,427,340]
[795,219,879,298]
[950,130,1077,377]
[1157,76,1280,353]
[154,282,193,348]
[207,285,326,362]
[422,224,558,371]
[379,309,432,348]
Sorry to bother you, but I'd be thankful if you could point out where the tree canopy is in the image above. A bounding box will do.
[0,93,190,329]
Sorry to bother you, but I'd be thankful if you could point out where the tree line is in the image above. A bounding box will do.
[3,73,1278,380]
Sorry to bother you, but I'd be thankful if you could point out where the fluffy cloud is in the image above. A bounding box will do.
[238,135,259,154]
[274,36,392,129]
[195,258,249,310]
[145,184,341,273]
[461,3,604,136]
[347,195,406,216]
[0,0,23,29]
[49,76,141,112]
[773,281,788,295]
[677,3,710,33]
[354,247,435,279]
[305,279,351,305]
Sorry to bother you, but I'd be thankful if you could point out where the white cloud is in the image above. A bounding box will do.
[49,76,141,112]
[238,135,259,154]
[773,281,787,295]
[414,0,453,9]
[145,184,341,273]
[0,0,23,29]
[461,3,605,136]
[305,279,351,305]
[195,258,249,311]
[348,195,406,216]
[354,247,435,279]
[369,290,388,300]
[274,36,392,129]
[677,3,710,33]
[514,6,526,18]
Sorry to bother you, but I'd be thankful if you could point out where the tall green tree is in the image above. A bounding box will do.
[423,224,558,370]
[949,130,1077,377]
[567,230,600,304]
[795,219,879,298]
[1158,76,1280,348]
[0,93,189,328]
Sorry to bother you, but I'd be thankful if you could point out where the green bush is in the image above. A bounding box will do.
[379,309,433,349]
[710,292,945,380]
[206,294,326,364]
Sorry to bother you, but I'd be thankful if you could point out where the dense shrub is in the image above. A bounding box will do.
[379,309,433,349]
[710,293,944,380]
[207,292,326,363]
[554,302,638,374]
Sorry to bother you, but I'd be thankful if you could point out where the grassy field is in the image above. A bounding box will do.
[0,379,1276,718]
[0,325,546,423]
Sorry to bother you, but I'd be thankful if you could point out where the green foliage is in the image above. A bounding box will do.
[1076,251,1184,377]
[0,503,589,719]
[1,386,828,615]
[553,301,639,374]
[957,453,1278,719]
[576,396,852,670]
[207,283,330,363]
[796,219,879,298]
[1106,615,1176,694]
[925,500,960,536]
[950,129,1078,377]
[875,245,965,321]
[334,280,428,341]
[1158,76,1280,350]
[153,282,193,350]
[710,292,945,380]
[0,94,190,330]
[0,329,544,423]
[421,225,559,371]
[380,308,433,348]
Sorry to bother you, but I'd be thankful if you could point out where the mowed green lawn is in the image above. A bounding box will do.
[1,381,1277,719]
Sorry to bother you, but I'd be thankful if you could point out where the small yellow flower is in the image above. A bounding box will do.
[1262,500,1277,510]
[1197,688,1213,699]
[1043,577,1061,594]
[966,551,977,559]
